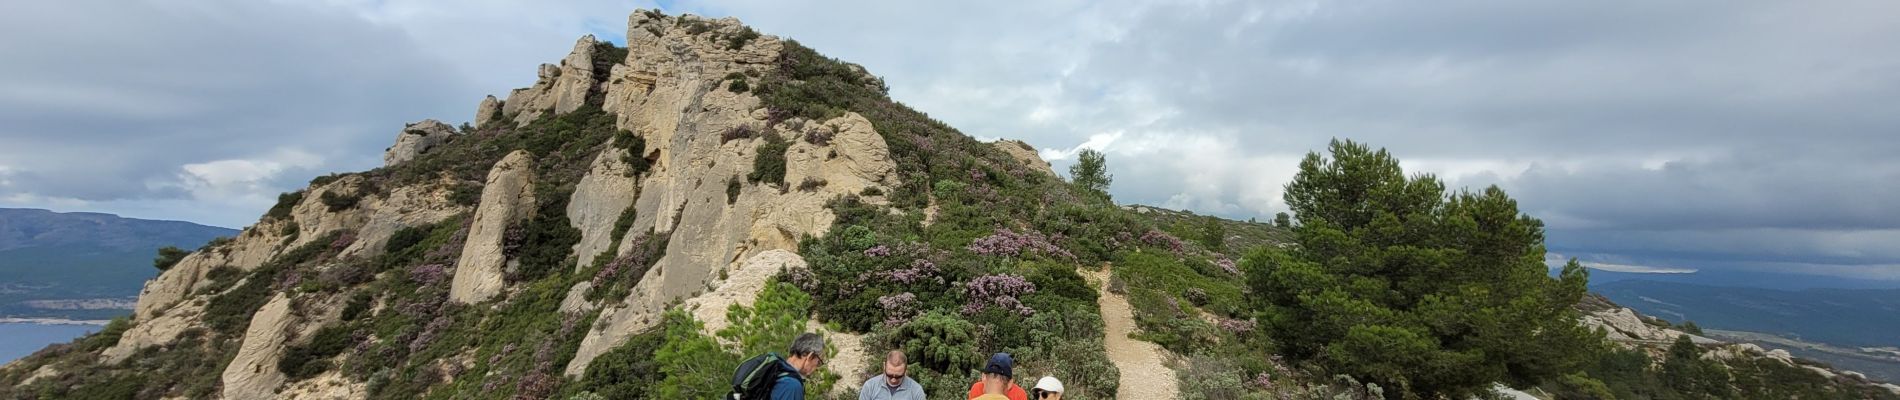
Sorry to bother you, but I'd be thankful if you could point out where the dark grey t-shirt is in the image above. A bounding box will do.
[858,375,926,400]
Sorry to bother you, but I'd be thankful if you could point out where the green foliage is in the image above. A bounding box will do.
[886,310,981,377]
[1660,335,1735,398]
[749,133,790,185]
[153,246,188,271]
[77,316,133,352]
[613,130,651,177]
[718,281,814,357]
[653,310,741,399]
[320,190,363,211]
[572,325,668,399]
[268,191,305,220]
[279,324,356,380]
[449,182,482,206]
[506,185,582,284]
[727,176,743,204]
[1069,148,1112,198]
[1680,320,1704,335]
[1245,139,1599,398]
[1273,212,1291,228]
[1193,216,1226,252]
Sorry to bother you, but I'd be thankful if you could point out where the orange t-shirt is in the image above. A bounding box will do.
[966,381,1028,400]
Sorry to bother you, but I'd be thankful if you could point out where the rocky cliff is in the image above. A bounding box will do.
[4,8,1893,400]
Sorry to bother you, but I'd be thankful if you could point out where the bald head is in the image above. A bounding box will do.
[882,350,908,388]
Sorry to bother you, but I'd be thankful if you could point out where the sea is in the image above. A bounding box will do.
[0,322,99,364]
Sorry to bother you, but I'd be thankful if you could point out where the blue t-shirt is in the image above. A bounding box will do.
[769,359,806,400]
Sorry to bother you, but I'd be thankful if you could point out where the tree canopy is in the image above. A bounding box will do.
[1243,139,1600,398]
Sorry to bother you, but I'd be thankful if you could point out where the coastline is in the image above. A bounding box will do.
[0,317,111,326]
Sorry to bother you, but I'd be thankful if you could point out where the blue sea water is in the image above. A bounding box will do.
[0,322,98,364]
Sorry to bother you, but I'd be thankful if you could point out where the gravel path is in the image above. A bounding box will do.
[1084,267,1179,400]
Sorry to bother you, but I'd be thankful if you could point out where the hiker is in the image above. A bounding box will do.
[859,350,924,400]
[771,333,827,400]
[731,333,826,400]
[966,353,1027,400]
[1030,376,1064,400]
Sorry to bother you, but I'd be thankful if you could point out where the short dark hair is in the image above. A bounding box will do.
[789,333,825,358]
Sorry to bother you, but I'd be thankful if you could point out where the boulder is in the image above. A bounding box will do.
[474,95,501,129]
[384,119,458,166]
[450,150,537,303]
[992,139,1055,176]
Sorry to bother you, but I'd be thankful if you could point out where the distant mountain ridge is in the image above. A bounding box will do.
[0,208,236,319]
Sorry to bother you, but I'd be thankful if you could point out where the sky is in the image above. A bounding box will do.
[2,0,1897,283]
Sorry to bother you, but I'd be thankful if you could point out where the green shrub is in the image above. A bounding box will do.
[153,246,189,271]
[653,310,739,399]
[319,190,362,211]
[279,324,356,380]
[727,177,742,204]
[749,134,789,185]
[885,311,980,374]
[449,182,482,206]
[573,325,667,399]
[267,191,305,220]
[613,130,650,177]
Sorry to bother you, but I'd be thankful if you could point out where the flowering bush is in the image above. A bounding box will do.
[1216,257,1239,275]
[784,266,819,293]
[409,263,449,286]
[961,274,1037,316]
[1185,287,1210,306]
[862,244,892,257]
[880,258,943,285]
[1141,229,1186,254]
[877,292,919,326]
[967,228,1074,259]
[1218,317,1257,336]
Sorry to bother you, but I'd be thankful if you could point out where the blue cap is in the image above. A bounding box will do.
[983,352,1014,378]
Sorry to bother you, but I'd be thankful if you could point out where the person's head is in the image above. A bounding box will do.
[1032,376,1065,400]
[881,350,908,388]
[981,353,1014,393]
[787,333,825,377]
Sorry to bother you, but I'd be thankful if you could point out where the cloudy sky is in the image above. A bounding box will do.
[3,0,1897,283]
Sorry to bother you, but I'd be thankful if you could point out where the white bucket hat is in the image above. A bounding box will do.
[1033,376,1064,393]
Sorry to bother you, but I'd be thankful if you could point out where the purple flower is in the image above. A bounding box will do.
[863,245,892,257]
[1140,230,1186,254]
[880,259,941,285]
[961,274,1037,316]
[785,266,819,293]
[967,228,1074,259]
[409,263,449,286]
[1219,317,1257,335]
[1216,257,1239,276]
[877,292,918,327]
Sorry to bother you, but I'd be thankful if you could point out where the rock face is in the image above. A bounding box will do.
[384,119,459,166]
[1582,307,1719,345]
[563,12,898,376]
[682,250,805,335]
[992,139,1054,176]
[502,35,603,126]
[221,294,293,400]
[566,145,641,267]
[450,150,537,304]
[474,95,501,129]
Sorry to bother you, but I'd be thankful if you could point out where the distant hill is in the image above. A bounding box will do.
[1595,279,1900,348]
[0,208,236,319]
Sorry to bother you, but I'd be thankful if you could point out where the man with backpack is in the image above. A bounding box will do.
[730,333,827,400]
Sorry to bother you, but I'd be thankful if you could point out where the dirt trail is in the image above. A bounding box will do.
[1083,266,1179,400]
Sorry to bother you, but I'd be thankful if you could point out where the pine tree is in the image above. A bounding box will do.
[1244,139,1600,398]
[1069,149,1112,198]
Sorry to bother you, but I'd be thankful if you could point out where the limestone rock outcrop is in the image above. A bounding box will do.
[564,12,899,376]
[502,35,603,126]
[475,95,501,129]
[450,150,537,303]
[1581,307,1718,345]
[384,119,459,166]
[682,249,806,335]
[993,139,1054,176]
[567,145,641,267]
[221,294,294,400]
